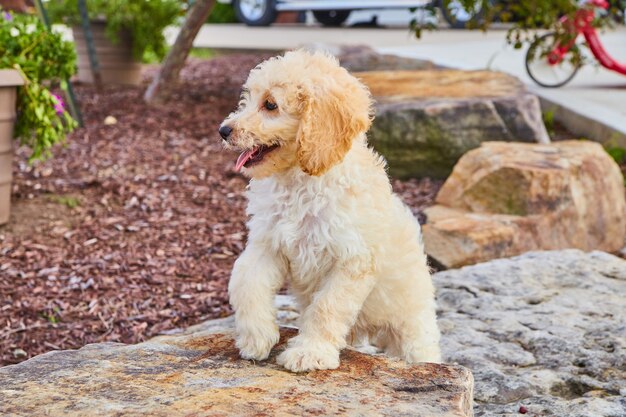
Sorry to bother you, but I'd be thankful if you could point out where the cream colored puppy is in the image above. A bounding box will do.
[219,50,441,372]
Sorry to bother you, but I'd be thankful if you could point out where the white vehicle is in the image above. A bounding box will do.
[219,0,487,28]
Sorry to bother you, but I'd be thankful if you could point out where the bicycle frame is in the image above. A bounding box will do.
[552,0,626,75]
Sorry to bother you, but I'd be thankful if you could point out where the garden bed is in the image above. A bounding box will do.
[0,54,442,366]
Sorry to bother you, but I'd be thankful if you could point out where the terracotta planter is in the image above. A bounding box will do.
[73,21,142,85]
[0,69,24,225]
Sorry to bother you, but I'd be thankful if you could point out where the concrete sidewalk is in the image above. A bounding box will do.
[167,24,428,50]
[185,24,626,145]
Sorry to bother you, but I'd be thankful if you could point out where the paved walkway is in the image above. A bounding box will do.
[184,24,626,145]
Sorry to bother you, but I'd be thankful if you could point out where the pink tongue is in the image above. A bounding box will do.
[235,149,255,172]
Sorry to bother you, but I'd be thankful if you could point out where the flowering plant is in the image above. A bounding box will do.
[0,9,77,160]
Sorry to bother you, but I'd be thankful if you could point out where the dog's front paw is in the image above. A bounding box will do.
[277,343,340,372]
[236,323,279,361]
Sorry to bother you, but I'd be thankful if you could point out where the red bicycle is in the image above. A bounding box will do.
[525,0,626,88]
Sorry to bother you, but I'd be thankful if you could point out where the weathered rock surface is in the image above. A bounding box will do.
[191,251,626,416]
[422,140,626,268]
[0,324,473,416]
[193,251,626,416]
[339,45,437,72]
[357,70,550,178]
[437,250,626,417]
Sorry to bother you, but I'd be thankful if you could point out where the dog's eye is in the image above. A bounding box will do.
[264,100,278,111]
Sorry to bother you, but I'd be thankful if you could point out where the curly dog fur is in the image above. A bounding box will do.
[220,50,441,372]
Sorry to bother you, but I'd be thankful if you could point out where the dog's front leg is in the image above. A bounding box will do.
[229,242,286,361]
[277,260,375,372]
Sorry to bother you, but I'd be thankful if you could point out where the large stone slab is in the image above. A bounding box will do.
[358,70,550,179]
[304,44,437,72]
[191,251,626,416]
[436,250,626,417]
[0,326,473,417]
[423,140,626,268]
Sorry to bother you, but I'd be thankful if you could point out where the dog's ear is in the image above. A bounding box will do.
[296,76,372,176]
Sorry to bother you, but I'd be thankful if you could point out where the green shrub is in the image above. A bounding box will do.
[0,9,77,161]
[207,2,237,24]
[46,0,184,61]
[415,0,625,50]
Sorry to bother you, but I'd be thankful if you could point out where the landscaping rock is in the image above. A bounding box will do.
[0,322,473,417]
[423,140,626,268]
[436,250,626,416]
[338,45,437,72]
[303,44,437,72]
[190,251,626,416]
[357,70,550,178]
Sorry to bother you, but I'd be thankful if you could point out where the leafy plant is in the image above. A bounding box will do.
[189,47,216,59]
[0,9,77,161]
[542,109,555,138]
[604,139,626,164]
[46,0,184,61]
[414,0,625,51]
[602,137,626,186]
[206,2,237,24]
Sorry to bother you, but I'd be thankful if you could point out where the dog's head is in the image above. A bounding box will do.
[219,50,372,178]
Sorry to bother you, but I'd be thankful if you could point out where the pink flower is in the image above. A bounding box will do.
[52,94,65,115]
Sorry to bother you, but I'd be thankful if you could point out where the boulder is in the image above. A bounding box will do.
[436,250,626,417]
[338,45,437,72]
[184,251,626,416]
[357,70,550,178]
[423,140,626,268]
[0,319,474,416]
[302,44,437,72]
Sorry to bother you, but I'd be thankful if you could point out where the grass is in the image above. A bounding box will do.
[142,47,217,64]
[542,108,555,138]
[189,48,217,60]
[49,195,81,209]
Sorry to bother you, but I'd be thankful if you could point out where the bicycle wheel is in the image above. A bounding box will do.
[525,32,582,88]
[440,0,488,29]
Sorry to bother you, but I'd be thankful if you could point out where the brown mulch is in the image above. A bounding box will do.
[0,54,442,366]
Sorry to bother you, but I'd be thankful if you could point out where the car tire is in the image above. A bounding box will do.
[439,0,487,29]
[313,10,351,27]
[234,0,277,26]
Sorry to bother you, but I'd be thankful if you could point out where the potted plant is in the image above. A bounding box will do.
[46,0,182,85]
[0,9,77,224]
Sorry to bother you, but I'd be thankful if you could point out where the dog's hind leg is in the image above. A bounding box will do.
[348,318,382,355]
[385,305,442,363]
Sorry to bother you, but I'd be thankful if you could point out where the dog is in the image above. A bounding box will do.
[219,50,441,372]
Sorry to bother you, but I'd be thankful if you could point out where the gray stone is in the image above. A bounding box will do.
[188,250,626,416]
[302,44,437,72]
[436,250,626,416]
[356,70,550,179]
[206,251,625,416]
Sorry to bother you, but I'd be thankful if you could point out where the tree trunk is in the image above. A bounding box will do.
[144,0,215,104]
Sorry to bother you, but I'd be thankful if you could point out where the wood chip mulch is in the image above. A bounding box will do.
[0,54,442,366]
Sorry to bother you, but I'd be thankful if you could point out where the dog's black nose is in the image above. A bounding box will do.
[219,125,232,140]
